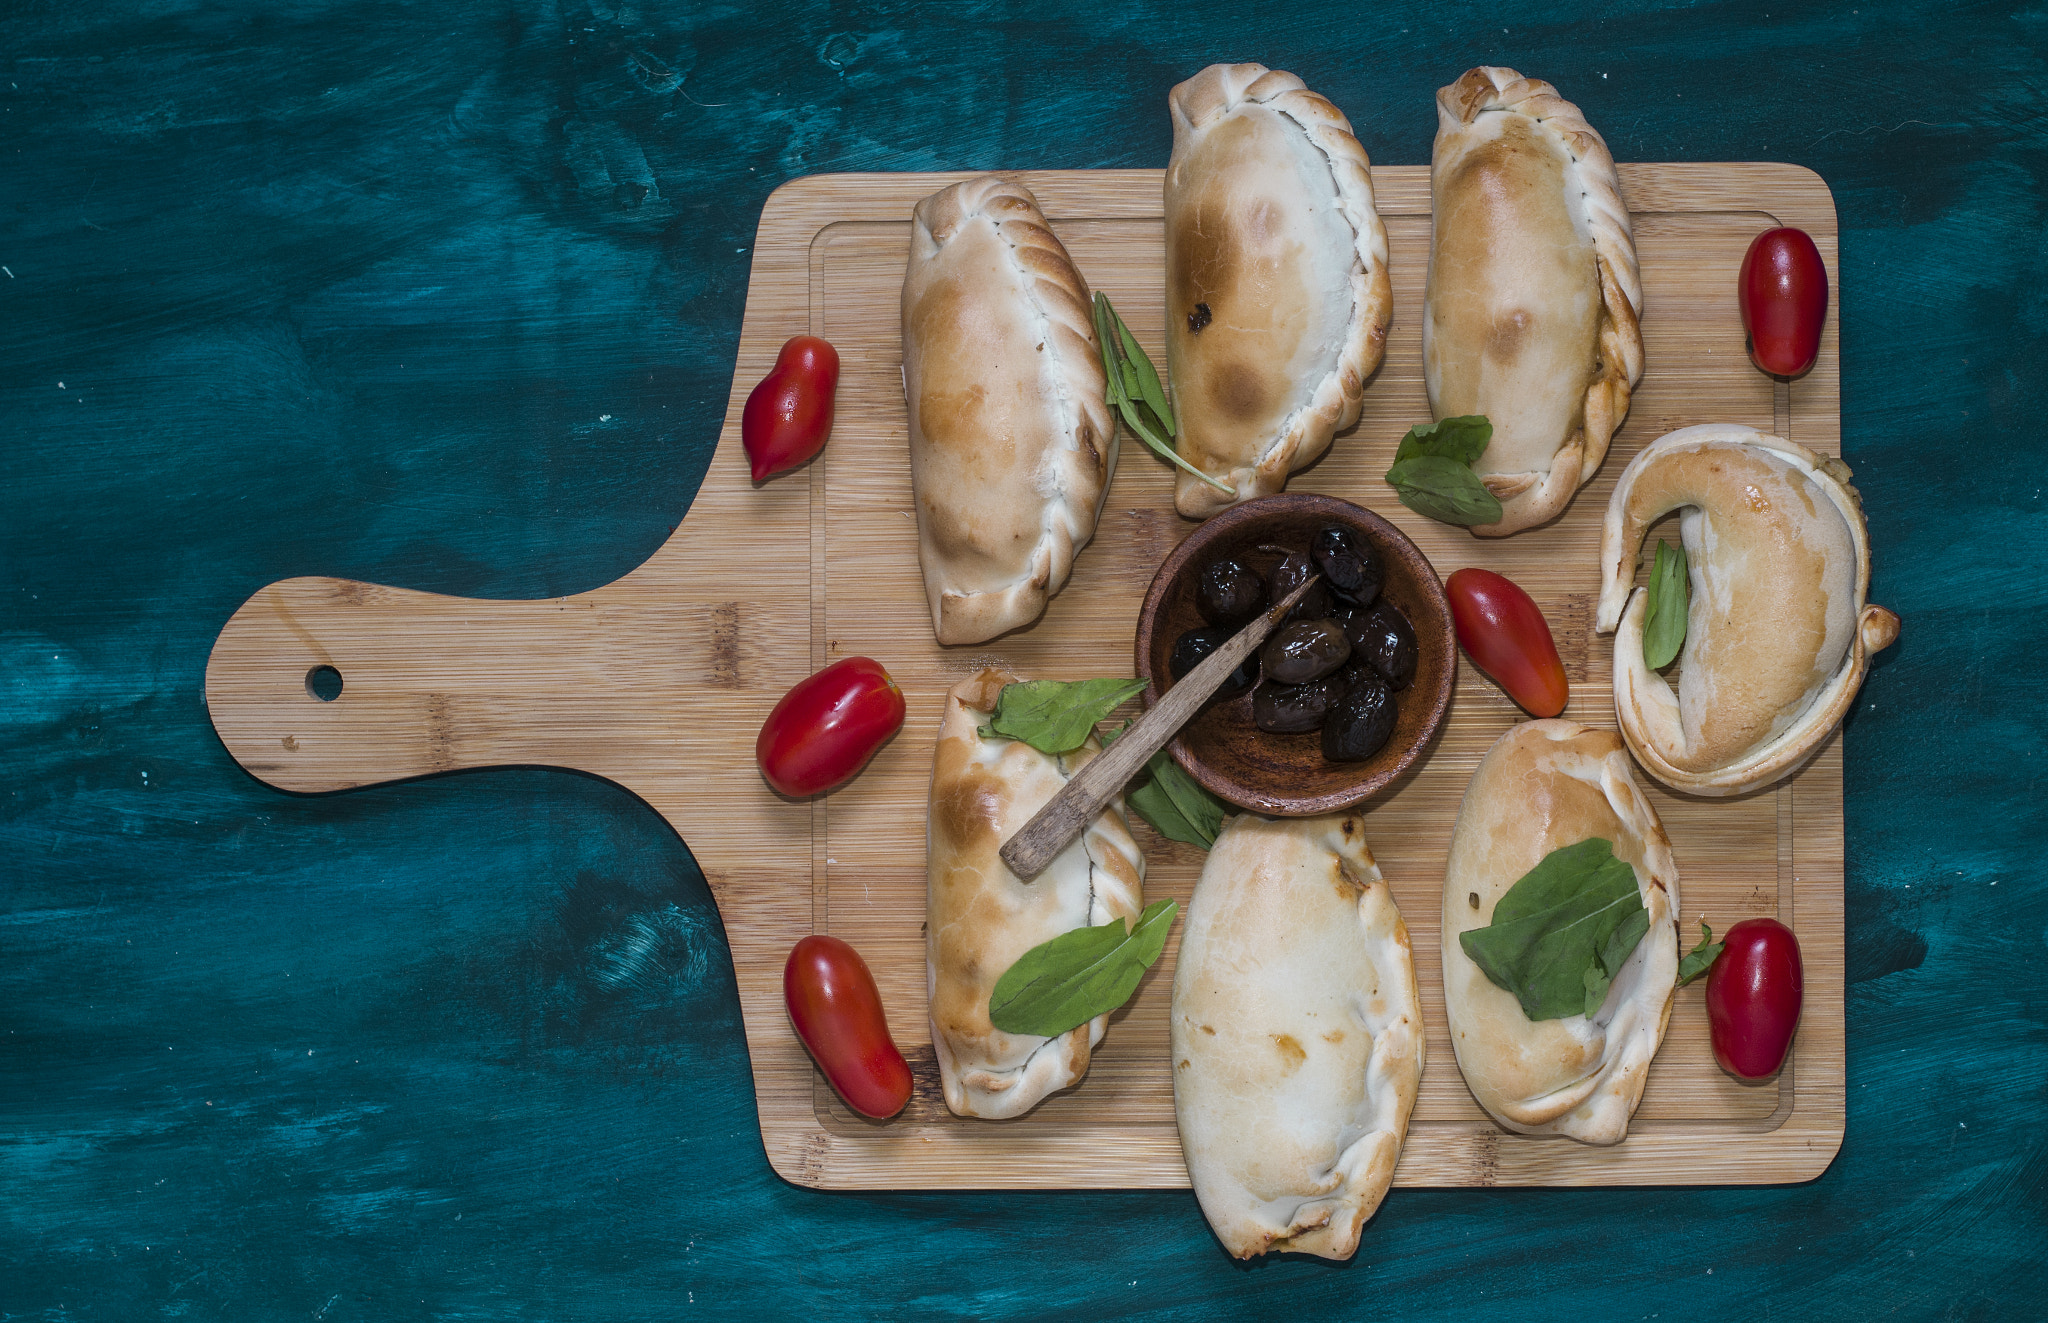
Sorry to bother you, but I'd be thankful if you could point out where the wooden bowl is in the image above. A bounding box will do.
[1134,493,1455,817]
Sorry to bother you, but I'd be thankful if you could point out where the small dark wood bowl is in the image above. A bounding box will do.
[1134,493,1455,817]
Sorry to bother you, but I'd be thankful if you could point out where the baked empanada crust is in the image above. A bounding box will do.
[904,176,1116,644]
[1172,813,1422,1259]
[926,669,1146,1119]
[1164,63,1392,519]
[1442,721,1678,1146]
[1597,424,1900,796]
[1424,67,1644,537]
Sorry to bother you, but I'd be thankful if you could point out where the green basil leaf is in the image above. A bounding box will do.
[1676,920,1724,988]
[1582,960,1613,1021]
[1094,293,1231,495]
[1643,539,1690,671]
[987,898,1180,1038]
[983,677,1146,755]
[1127,776,1208,847]
[1149,752,1225,847]
[1102,723,1225,849]
[1386,455,1505,527]
[1117,320,1175,433]
[1393,415,1493,466]
[1459,838,1651,1022]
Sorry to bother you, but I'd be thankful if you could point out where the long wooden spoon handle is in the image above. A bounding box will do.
[997,577,1318,880]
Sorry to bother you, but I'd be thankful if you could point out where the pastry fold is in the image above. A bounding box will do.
[1424,67,1644,536]
[1164,63,1392,518]
[904,175,1116,645]
[926,669,1146,1118]
[1171,813,1422,1260]
[1596,424,1900,796]
[1442,721,1678,1145]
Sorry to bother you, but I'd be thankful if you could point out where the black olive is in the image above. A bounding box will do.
[1268,551,1331,622]
[1195,556,1266,627]
[1312,525,1383,607]
[1169,626,1258,699]
[1260,619,1351,685]
[1253,677,1343,733]
[1338,601,1418,691]
[1323,673,1399,762]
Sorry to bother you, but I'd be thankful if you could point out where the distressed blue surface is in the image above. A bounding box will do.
[3,2,2044,1318]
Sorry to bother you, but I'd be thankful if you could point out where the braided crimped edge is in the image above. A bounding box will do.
[907,174,1116,645]
[1595,424,1900,796]
[1433,67,1644,537]
[1167,63,1393,519]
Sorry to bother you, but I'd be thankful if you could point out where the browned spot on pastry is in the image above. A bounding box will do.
[1210,360,1268,422]
[1469,891,1481,910]
[1200,1024,1216,1035]
[1323,1030,1345,1045]
[1487,308,1535,361]
[1271,1034,1307,1072]
[1744,483,1773,512]
[933,769,1005,853]
[1178,1058,1191,1071]
[707,601,742,688]
[1188,302,1212,332]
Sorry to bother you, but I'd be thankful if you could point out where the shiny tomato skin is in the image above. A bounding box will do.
[784,935,913,1119]
[1738,227,1828,378]
[742,336,840,481]
[756,656,906,797]
[1445,568,1569,717]
[1706,918,1805,1080]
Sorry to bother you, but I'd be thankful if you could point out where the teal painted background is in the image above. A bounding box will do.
[4,1,2043,1317]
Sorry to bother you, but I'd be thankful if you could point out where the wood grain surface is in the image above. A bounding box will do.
[204,164,1843,1190]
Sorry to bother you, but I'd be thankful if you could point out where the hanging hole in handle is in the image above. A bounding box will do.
[306,665,344,701]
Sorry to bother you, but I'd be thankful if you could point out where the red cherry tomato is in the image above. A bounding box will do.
[784,935,913,1119]
[756,656,906,797]
[1705,917,1805,1080]
[742,336,840,481]
[1738,227,1828,378]
[1445,568,1568,717]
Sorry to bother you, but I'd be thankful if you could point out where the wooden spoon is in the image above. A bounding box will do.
[997,576,1320,880]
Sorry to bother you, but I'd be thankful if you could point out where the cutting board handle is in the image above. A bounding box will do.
[204,575,644,793]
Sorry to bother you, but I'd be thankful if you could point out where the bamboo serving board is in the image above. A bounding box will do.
[206,165,1846,1190]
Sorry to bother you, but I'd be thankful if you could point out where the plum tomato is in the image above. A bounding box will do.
[1705,917,1804,1081]
[742,336,840,481]
[784,935,913,1119]
[756,656,905,797]
[1737,227,1828,379]
[1445,568,1568,717]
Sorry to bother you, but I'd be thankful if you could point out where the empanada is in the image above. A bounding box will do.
[1171,812,1422,1259]
[1596,424,1900,796]
[1424,67,1644,536]
[1442,720,1678,1146]
[904,175,1116,645]
[1164,63,1392,519]
[926,669,1146,1118]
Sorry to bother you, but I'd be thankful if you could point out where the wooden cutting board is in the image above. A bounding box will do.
[205,164,1845,1190]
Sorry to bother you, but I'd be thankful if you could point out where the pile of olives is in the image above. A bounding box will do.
[1168,525,1419,763]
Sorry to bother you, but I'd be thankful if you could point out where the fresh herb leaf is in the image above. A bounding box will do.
[1385,417,1503,526]
[1393,414,1493,466]
[1094,292,1232,494]
[1677,920,1724,988]
[1643,539,1690,670]
[1385,454,1505,526]
[1130,752,1225,848]
[1459,838,1651,1022]
[987,898,1180,1038]
[1101,724,1226,848]
[982,677,1146,755]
